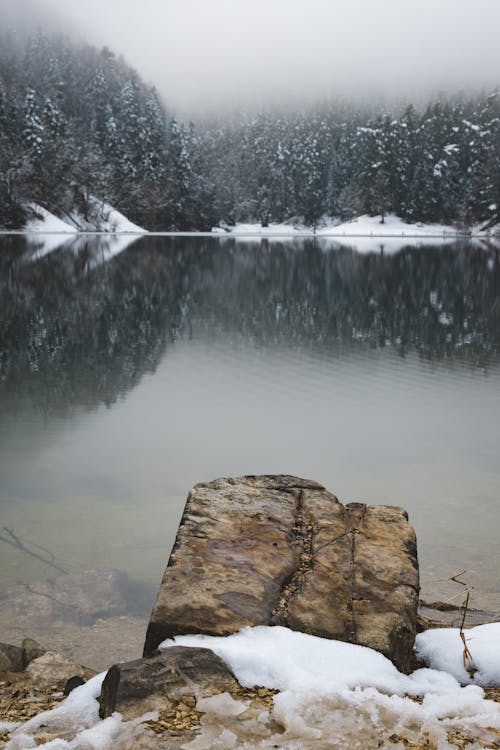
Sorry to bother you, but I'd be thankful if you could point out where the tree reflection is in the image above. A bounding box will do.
[0,236,499,415]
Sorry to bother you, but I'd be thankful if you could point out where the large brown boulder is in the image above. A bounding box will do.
[144,476,419,672]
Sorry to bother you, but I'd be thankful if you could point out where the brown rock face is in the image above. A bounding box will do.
[99,646,239,719]
[144,476,419,672]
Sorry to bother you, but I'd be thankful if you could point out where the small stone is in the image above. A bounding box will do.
[0,643,24,673]
[22,638,47,667]
[63,675,86,696]
[27,651,85,690]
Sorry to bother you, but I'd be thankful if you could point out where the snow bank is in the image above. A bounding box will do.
[163,625,500,694]
[317,213,461,238]
[67,198,146,233]
[416,622,500,686]
[24,204,78,234]
[5,626,500,749]
[212,213,467,239]
[165,626,416,695]
[22,200,146,234]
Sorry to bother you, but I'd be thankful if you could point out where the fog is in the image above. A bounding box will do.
[2,0,500,113]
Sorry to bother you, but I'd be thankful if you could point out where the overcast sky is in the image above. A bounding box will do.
[3,0,500,114]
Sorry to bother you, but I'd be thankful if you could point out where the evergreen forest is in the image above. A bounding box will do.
[1,31,499,231]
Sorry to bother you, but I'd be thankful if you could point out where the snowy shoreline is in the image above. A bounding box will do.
[2,624,500,749]
[3,208,498,239]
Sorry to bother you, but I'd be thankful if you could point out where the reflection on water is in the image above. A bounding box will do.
[0,234,499,662]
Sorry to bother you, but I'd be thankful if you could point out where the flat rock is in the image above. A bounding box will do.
[144,475,419,672]
[99,646,239,719]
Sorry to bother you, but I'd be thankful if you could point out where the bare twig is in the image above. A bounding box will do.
[0,527,67,575]
[447,571,476,677]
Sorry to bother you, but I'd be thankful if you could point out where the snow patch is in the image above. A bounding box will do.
[163,626,417,695]
[67,198,146,233]
[24,204,77,234]
[22,200,146,235]
[212,214,466,238]
[416,622,500,687]
[317,213,461,238]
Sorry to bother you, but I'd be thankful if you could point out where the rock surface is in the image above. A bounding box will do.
[144,475,419,672]
[21,638,47,667]
[99,646,239,719]
[26,651,88,689]
[0,642,24,673]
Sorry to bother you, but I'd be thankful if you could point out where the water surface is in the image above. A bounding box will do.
[1,234,499,662]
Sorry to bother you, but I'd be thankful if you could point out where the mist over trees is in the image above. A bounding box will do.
[0,31,499,231]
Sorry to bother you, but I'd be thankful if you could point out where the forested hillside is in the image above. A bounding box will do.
[1,31,499,231]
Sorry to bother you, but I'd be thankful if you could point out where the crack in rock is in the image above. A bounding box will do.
[271,491,315,625]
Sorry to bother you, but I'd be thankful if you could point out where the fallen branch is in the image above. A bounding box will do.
[0,527,68,575]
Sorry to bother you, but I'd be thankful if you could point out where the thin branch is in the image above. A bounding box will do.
[0,527,67,575]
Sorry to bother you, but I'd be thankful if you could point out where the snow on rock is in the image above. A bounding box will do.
[24,204,77,234]
[416,622,500,687]
[162,626,416,695]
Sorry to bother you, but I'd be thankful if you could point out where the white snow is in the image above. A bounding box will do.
[5,672,106,749]
[211,213,500,253]
[317,213,461,238]
[162,625,500,694]
[212,213,466,239]
[22,199,146,235]
[164,626,417,695]
[416,622,500,687]
[24,204,78,234]
[67,198,146,233]
[4,625,500,749]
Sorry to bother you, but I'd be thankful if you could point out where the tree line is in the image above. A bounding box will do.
[1,31,499,231]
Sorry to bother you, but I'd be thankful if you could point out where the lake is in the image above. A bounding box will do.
[0,233,499,667]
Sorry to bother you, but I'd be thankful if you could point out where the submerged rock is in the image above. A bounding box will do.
[144,475,419,672]
[0,642,24,673]
[99,646,239,720]
[0,568,152,627]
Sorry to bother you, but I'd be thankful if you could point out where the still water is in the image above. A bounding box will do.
[1,233,499,660]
